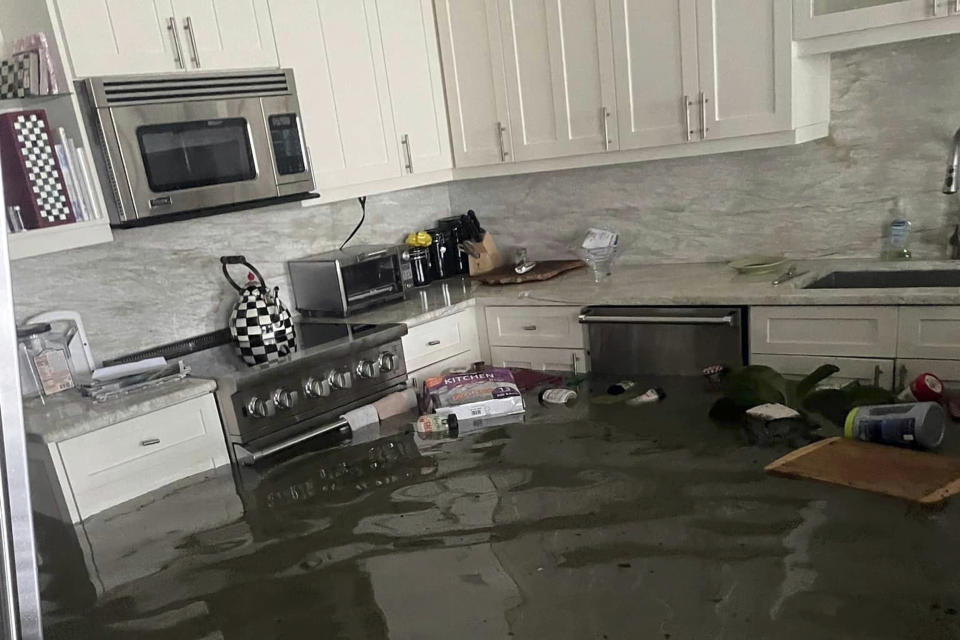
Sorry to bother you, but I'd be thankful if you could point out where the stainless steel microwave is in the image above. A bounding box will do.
[289,245,415,318]
[80,69,314,226]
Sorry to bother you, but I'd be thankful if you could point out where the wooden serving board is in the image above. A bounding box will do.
[474,259,586,285]
[765,437,960,504]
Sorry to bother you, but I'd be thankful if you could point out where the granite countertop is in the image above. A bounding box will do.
[352,258,960,327]
[23,377,218,444]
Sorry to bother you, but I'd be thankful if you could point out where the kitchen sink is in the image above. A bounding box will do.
[804,269,960,289]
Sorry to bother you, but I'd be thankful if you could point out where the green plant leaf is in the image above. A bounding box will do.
[795,364,840,401]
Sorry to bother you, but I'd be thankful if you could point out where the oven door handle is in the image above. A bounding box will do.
[235,418,350,465]
[578,311,736,326]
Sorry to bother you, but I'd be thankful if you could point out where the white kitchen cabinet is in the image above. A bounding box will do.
[497,0,618,160]
[51,393,229,523]
[489,346,588,373]
[751,353,896,389]
[750,306,899,358]
[897,306,960,360]
[485,306,585,349]
[402,310,481,374]
[169,0,278,71]
[270,0,401,189]
[898,358,960,391]
[376,0,453,175]
[696,0,792,140]
[610,0,699,149]
[55,0,180,77]
[434,0,513,167]
[794,0,949,39]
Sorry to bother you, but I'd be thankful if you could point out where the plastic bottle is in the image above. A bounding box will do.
[538,388,578,406]
[844,402,945,450]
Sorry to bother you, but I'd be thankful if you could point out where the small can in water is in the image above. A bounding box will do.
[414,413,459,434]
[844,402,945,450]
[539,388,578,406]
[625,387,666,406]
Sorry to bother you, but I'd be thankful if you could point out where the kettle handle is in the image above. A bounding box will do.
[220,255,266,292]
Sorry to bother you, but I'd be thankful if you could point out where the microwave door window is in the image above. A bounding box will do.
[137,118,257,192]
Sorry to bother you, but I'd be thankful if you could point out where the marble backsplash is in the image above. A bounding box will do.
[12,34,960,361]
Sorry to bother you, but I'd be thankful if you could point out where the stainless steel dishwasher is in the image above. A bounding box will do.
[579,306,746,376]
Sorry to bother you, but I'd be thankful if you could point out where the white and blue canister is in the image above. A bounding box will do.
[844,402,946,450]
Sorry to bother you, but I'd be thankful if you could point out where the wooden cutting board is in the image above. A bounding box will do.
[765,437,960,504]
[474,260,586,285]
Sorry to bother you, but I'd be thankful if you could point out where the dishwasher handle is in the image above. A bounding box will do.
[578,311,736,326]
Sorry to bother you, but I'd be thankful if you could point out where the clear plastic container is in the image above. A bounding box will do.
[17,322,77,401]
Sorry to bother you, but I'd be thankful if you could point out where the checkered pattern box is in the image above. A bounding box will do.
[0,110,76,229]
[0,51,38,99]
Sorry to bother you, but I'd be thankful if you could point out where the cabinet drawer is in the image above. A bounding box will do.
[898,359,960,392]
[750,353,895,390]
[750,306,898,357]
[489,346,588,373]
[898,307,960,360]
[57,394,227,520]
[485,306,584,348]
[402,310,479,372]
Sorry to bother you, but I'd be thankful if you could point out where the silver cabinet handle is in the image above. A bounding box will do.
[699,91,708,139]
[427,340,441,347]
[401,134,413,173]
[873,364,882,388]
[579,313,735,326]
[571,351,580,372]
[167,17,186,69]
[184,16,201,68]
[897,364,908,393]
[522,325,537,331]
[496,121,509,162]
[955,0,959,14]
[683,95,693,142]
[140,438,160,447]
[601,106,611,151]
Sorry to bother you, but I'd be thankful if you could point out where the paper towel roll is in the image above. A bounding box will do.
[372,388,418,421]
[341,404,379,431]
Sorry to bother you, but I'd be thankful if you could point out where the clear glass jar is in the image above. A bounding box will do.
[17,323,76,400]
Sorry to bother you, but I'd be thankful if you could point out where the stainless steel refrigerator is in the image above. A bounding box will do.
[0,147,44,637]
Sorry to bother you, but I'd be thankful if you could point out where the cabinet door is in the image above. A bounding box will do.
[490,346,588,372]
[170,0,278,71]
[897,306,960,360]
[270,0,400,189]
[695,0,791,140]
[497,0,619,160]
[56,0,181,77]
[376,0,453,175]
[751,353,896,390]
[434,0,513,167]
[898,358,960,392]
[610,0,700,149]
[793,0,946,39]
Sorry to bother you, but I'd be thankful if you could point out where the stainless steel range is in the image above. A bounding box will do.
[188,320,408,466]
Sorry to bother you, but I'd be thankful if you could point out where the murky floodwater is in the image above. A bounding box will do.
[36,377,960,639]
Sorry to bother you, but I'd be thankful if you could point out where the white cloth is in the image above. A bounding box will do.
[372,388,418,420]
[341,404,379,431]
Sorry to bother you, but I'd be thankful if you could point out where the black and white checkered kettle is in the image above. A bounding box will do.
[220,256,296,366]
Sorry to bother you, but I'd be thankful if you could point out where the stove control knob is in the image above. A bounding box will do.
[356,359,381,379]
[247,397,268,418]
[304,377,330,398]
[273,388,299,411]
[328,369,353,390]
[378,351,398,373]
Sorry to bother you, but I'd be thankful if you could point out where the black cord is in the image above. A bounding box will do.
[339,196,367,251]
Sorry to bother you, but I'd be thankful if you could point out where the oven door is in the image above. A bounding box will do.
[108,97,277,220]
[341,253,405,313]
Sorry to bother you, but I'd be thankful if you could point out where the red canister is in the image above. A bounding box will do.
[897,373,944,403]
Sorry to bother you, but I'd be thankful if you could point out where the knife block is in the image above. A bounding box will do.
[468,232,506,275]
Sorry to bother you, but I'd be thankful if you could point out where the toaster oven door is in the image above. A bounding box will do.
[342,254,405,312]
[108,98,277,220]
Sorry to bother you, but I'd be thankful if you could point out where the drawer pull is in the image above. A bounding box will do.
[427,340,442,347]
[140,438,160,447]
[522,325,538,331]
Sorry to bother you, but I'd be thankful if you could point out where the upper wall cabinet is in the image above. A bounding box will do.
[793,0,960,54]
[55,0,278,78]
[497,0,619,161]
[434,0,513,167]
[270,0,452,191]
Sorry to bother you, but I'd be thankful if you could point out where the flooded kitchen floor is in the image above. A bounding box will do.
[35,377,960,639]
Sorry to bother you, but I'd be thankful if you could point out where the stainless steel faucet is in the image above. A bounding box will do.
[945,127,960,194]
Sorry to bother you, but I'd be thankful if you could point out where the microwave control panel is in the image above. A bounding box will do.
[269,113,306,176]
